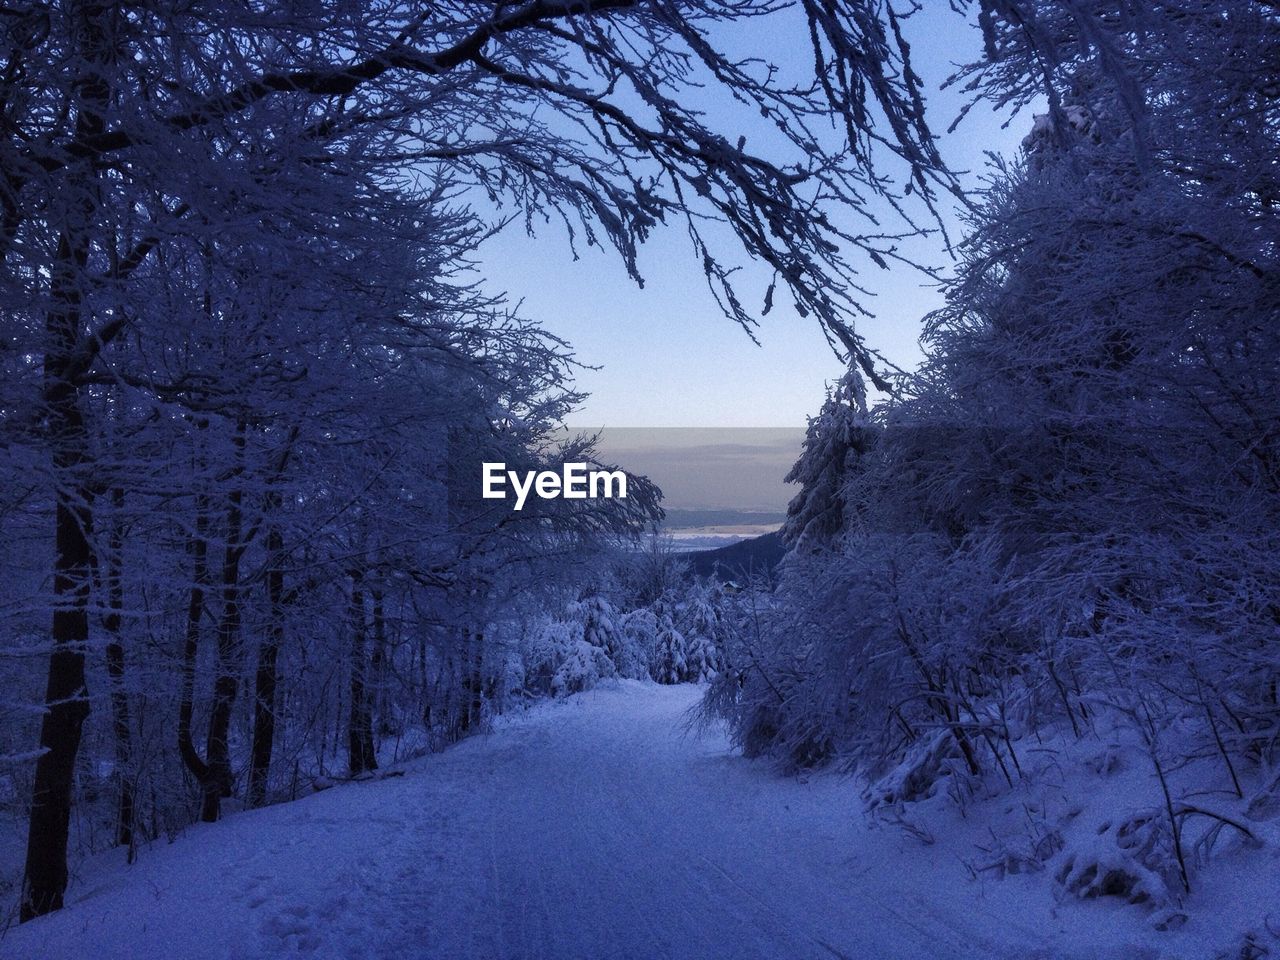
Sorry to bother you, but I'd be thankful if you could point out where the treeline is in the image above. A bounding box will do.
[708,0,1279,909]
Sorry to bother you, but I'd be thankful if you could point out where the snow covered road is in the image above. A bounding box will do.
[5,683,1071,960]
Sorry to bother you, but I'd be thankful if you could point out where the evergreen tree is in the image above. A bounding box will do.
[651,607,690,686]
[781,367,879,551]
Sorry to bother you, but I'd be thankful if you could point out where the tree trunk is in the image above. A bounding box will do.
[248,519,284,807]
[177,494,214,812]
[460,630,485,735]
[470,644,484,730]
[103,488,135,852]
[347,568,376,776]
[370,585,388,735]
[20,1,109,920]
[204,424,246,821]
[21,382,94,920]
[418,633,431,731]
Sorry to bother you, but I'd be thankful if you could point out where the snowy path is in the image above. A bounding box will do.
[4,683,1059,960]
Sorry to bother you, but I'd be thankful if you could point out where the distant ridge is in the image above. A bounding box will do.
[662,508,786,529]
[685,530,786,581]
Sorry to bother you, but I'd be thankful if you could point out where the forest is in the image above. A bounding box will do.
[1,1,1277,958]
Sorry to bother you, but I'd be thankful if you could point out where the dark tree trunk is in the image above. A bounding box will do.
[460,630,485,735]
[370,586,388,735]
[103,488,135,852]
[418,633,431,730]
[204,424,246,821]
[20,1,109,920]
[248,519,284,807]
[21,384,93,920]
[177,495,214,810]
[347,568,377,776]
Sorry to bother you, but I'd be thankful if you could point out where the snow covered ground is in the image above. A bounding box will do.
[0,682,1266,960]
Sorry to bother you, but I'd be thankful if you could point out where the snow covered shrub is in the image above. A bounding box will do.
[866,730,964,808]
[974,809,1065,881]
[700,567,850,768]
[707,525,1029,780]
[1053,812,1182,907]
[552,640,616,698]
[519,618,577,697]
[519,615,616,699]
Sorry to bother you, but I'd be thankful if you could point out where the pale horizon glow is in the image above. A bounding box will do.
[565,427,806,513]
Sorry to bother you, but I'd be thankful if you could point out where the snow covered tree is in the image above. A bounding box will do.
[675,581,728,682]
[651,608,690,686]
[572,595,625,671]
[619,608,661,680]
[781,366,879,551]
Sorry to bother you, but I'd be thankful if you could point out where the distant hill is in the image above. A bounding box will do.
[685,530,786,581]
[662,508,787,529]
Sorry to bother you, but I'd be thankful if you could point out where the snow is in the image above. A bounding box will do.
[2,683,1267,960]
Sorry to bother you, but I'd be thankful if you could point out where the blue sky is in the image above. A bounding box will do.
[479,4,1028,429]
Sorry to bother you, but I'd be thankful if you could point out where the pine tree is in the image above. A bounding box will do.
[652,606,690,685]
[782,367,879,551]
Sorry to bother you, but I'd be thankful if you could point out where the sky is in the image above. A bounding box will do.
[477,3,1029,430]
[573,427,805,512]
